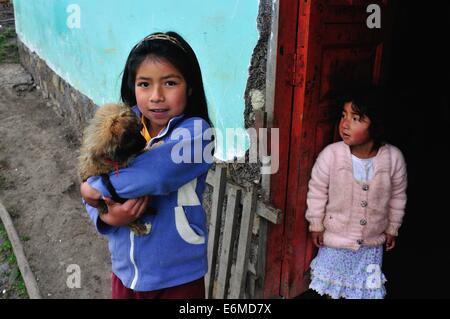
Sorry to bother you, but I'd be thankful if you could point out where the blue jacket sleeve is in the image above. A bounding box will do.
[87,117,214,198]
[83,199,118,235]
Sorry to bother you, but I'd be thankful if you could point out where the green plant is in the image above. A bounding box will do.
[0,26,18,63]
[0,239,16,264]
[0,224,6,237]
[20,235,31,242]
[6,205,19,219]
[0,33,7,61]
[0,223,28,298]
[1,238,12,252]
[14,273,28,298]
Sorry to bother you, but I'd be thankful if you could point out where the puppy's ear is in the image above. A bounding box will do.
[116,128,146,161]
[110,116,127,137]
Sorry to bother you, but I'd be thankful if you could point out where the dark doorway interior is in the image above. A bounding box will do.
[297,1,450,299]
[383,1,450,298]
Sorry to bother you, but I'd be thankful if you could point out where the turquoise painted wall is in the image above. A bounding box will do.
[13,0,259,160]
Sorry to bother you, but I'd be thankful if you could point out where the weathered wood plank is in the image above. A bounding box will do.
[256,201,282,224]
[205,165,227,299]
[206,169,215,186]
[228,186,257,298]
[214,185,241,299]
[253,217,268,298]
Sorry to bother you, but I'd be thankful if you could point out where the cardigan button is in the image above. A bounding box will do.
[360,219,367,226]
[362,184,369,191]
[361,200,368,207]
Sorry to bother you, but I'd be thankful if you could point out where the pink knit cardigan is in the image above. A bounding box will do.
[305,141,407,250]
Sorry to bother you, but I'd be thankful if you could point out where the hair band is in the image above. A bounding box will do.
[136,34,187,53]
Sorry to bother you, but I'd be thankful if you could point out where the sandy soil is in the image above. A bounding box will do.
[0,62,111,298]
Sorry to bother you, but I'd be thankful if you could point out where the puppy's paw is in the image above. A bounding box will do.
[129,222,152,236]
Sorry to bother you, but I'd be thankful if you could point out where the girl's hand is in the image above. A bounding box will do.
[80,182,102,207]
[99,196,150,227]
[385,233,397,251]
[311,231,324,248]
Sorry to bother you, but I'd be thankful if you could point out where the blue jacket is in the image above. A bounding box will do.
[85,106,213,291]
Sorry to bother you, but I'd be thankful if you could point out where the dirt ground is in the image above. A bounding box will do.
[0,9,111,297]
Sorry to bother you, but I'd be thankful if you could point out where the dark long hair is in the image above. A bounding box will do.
[338,86,387,149]
[120,31,211,126]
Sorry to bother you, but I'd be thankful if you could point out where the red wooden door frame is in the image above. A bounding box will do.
[266,0,392,299]
[279,0,315,298]
[264,0,300,299]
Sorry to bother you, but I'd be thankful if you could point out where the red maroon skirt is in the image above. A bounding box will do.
[111,272,205,299]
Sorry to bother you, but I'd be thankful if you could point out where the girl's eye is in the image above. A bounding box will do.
[353,116,360,121]
[137,82,149,88]
[165,80,178,86]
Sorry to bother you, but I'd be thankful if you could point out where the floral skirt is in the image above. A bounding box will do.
[309,245,387,299]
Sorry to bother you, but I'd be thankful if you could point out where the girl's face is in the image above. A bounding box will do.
[135,57,188,136]
[339,102,373,147]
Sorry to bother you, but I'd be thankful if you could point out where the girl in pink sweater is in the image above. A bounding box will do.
[305,90,407,299]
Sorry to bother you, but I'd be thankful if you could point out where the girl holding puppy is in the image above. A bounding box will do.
[80,31,213,299]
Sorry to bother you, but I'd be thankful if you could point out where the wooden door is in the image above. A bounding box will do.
[266,0,392,298]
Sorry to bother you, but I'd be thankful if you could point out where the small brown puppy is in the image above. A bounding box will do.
[78,103,150,235]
